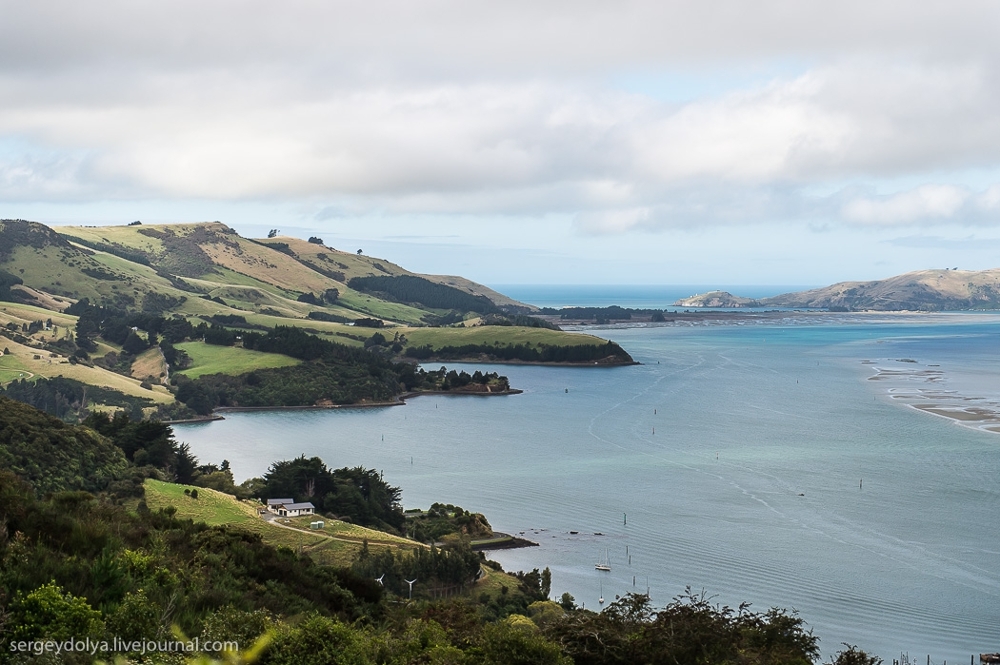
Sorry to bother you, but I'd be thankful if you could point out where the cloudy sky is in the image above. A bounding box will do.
[3,1,1000,288]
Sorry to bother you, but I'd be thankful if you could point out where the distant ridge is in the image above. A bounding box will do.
[675,268,1000,311]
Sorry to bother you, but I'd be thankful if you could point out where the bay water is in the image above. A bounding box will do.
[174,313,1000,662]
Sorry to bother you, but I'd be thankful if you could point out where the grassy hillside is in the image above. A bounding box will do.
[403,324,612,349]
[174,341,301,379]
[762,268,1000,310]
[0,219,634,417]
[143,479,421,567]
[58,222,527,324]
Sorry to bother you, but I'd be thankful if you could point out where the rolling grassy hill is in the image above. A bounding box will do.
[0,219,633,417]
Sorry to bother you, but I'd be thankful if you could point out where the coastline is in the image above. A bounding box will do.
[409,356,638,367]
[163,387,524,424]
[867,360,1000,435]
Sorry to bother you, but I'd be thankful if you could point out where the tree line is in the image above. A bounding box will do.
[349,275,498,314]
[405,341,634,364]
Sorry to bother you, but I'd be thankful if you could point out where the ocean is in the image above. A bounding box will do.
[173,304,1000,662]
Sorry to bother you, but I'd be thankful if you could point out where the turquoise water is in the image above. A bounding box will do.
[174,314,1000,662]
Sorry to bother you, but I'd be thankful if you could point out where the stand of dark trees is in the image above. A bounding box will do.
[352,541,484,596]
[0,376,154,423]
[480,313,561,330]
[405,341,634,364]
[0,268,24,301]
[348,275,498,314]
[540,305,658,321]
[261,456,405,532]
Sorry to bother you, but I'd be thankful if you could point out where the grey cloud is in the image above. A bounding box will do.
[2,1,1000,234]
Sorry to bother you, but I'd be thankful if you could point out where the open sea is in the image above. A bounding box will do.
[174,290,1000,663]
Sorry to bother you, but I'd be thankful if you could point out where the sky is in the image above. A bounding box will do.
[2,1,1000,288]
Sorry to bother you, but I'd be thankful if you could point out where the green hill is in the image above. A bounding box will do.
[0,219,633,418]
[0,395,128,494]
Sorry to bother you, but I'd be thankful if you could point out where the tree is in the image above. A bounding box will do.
[267,229,279,238]
[827,644,883,665]
[7,582,105,643]
[122,330,148,355]
[357,249,363,254]
[308,236,324,245]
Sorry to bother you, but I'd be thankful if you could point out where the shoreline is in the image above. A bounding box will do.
[867,363,1000,436]
[164,388,524,424]
[411,357,638,367]
[470,533,540,551]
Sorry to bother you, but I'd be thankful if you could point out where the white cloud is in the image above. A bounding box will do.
[842,185,969,225]
[1,0,1000,235]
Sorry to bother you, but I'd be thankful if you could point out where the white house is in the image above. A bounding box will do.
[266,498,294,515]
[276,502,315,518]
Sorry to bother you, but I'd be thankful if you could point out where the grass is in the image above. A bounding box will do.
[0,302,76,328]
[130,347,166,382]
[0,335,174,402]
[142,479,423,566]
[402,325,611,350]
[144,478,259,525]
[174,341,300,378]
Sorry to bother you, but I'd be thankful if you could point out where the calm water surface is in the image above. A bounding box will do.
[175,314,1000,662]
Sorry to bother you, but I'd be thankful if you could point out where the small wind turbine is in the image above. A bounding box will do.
[404,578,417,600]
[375,574,385,586]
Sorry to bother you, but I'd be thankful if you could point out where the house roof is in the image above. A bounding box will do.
[267,498,294,505]
[283,502,315,510]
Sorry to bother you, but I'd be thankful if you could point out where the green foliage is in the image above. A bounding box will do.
[83,411,199,483]
[404,503,493,543]
[406,341,633,364]
[351,542,483,598]
[470,618,571,665]
[261,457,404,532]
[105,588,160,641]
[544,591,820,665]
[349,275,497,314]
[0,219,71,261]
[0,376,155,422]
[173,325,503,412]
[7,581,105,642]
[480,314,561,330]
[259,614,370,665]
[0,267,24,301]
[539,305,636,321]
[0,396,129,494]
[826,644,883,665]
[0,470,372,644]
[307,310,351,323]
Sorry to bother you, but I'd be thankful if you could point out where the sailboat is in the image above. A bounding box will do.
[599,580,605,605]
[595,548,611,571]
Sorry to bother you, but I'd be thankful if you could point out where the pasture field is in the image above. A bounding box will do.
[174,341,301,378]
[402,325,608,350]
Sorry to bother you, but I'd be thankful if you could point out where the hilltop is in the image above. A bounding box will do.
[675,268,1000,311]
